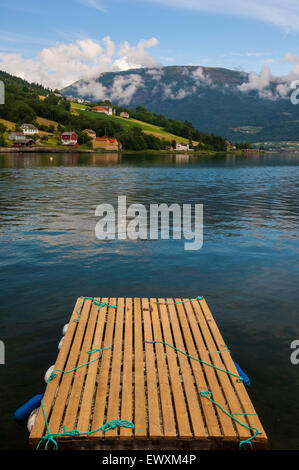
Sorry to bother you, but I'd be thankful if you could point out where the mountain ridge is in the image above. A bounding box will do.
[62,65,299,143]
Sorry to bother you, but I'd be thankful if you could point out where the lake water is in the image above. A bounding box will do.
[0,152,298,450]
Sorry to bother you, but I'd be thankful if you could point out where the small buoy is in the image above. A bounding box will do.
[62,324,69,336]
[234,361,251,386]
[14,394,44,421]
[58,337,64,350]
[27,408,39,433]
[44,365,55,383]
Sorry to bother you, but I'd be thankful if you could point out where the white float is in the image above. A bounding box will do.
[62,324,69,336]
[44,365,55,383]
[27,408,39,433]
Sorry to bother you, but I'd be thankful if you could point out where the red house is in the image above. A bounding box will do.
[61,131,78,146]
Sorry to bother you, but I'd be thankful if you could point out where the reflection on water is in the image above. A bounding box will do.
[0,152,298,450]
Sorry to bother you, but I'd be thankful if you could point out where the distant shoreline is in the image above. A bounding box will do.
[0,147,266,155]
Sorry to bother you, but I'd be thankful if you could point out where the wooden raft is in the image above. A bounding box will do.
[29,297,268,450]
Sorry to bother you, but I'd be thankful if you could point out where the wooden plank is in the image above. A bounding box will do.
[157,300,192,439]
[183,299,237,439]
[174,299,222,438]
[105,298,125,439]
[133,298,147,439]
[166,299,207,439]
[46,298,92,435]
[142,298,162,439]
[150,298,177,439]
[120,298,133,439]
[76,298,108,433]
[30,296,83,442]
[197,298,267,444]
[190,299,251,440]
[62,298,99,432]
[90,298,116,439]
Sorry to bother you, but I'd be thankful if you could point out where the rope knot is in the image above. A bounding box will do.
[200,390,212,398]
[63,427,80,437]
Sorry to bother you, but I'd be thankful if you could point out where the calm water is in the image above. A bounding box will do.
[0,152,298,450]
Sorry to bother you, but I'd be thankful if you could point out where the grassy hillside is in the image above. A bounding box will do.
[71,103,194,145]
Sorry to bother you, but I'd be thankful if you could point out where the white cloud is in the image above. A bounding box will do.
[142,0,299,32]
[0,36,159,90]
[77,0,106,12]
[162,83,192,100]
[237,53,299,99]
[238,65,272,94]
[74,73,145,104]
[114,37,159,70]
[146,67,164,80]
[192,66,212,85]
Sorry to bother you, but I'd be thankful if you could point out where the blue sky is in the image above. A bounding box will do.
[1,0,299,88]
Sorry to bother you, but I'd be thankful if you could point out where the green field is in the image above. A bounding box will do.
[71,103,196,145]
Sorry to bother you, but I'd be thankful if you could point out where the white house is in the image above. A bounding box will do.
[20,124,39,136]
[176,142,189,151]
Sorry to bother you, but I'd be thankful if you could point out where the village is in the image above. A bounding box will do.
[6,99,197,153]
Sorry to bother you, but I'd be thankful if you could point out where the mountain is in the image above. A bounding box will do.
[62,66,299,143]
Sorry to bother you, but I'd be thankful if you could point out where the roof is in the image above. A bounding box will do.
[21,124,38,130]
[92,106,108,111]
[95,138,117,143]
[61,131,77,136]
[83,129,96,134]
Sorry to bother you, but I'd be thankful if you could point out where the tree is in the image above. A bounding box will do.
[12,102,36,123]
[0,123,7,133]
[0,133,6,147]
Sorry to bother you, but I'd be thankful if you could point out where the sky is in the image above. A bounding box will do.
[1,0,299,90]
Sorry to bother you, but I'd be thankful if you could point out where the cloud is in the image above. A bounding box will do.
[74,73,145,104]
[142,0,299,32]
[161,83,192,100]
[77,0,106,12]
[0,36,159,89]
[238,65,272,94]
[146,67,164,80]
[114,37,159,70]
[192,66,212,85]
[237,53,299,99]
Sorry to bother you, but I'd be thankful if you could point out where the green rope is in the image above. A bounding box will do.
[154,295,203,305]
[144,340,260,449]
[76,297,116,322]
[144,340,242,381]
[36,346,134,450]
[209,345,230,355]
[200,391,259,450]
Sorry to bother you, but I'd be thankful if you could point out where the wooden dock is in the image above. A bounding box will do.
[29,297,267,450]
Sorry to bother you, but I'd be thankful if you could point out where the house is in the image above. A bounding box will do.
[9,132,25,141]
[164,145,175,151]
[66,96,77,103]
[92,138,120,151]
[120,112,130,119]
[176,142,189,151]
[61,131,78,146]
[91,106,115,115]
[13,138,35,148]
[83,129,96,138]
[225,139,232,149]
[20,124,39,136]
